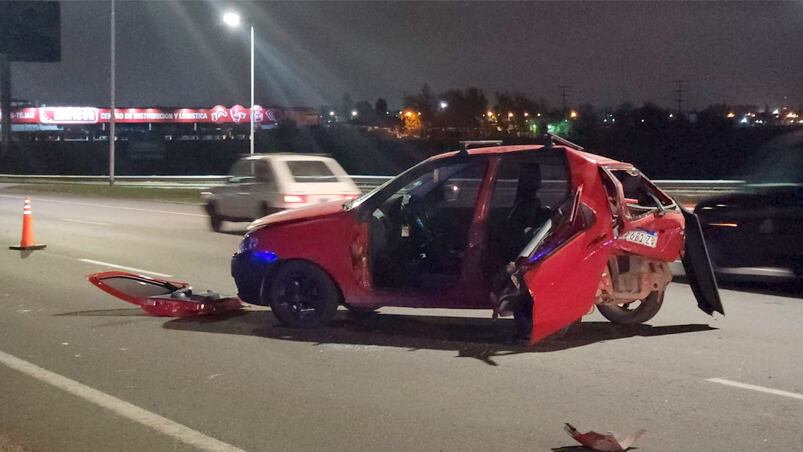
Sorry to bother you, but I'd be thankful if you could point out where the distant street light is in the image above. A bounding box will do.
[439,100,448,110]
[222,11,241,27]
[351,109,358,118]
[222,11,255,155]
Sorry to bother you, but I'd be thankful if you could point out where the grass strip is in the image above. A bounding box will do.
[2,183,203,204]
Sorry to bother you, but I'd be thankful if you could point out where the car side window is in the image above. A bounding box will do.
[254,161,275,186]
[229,160,255,183]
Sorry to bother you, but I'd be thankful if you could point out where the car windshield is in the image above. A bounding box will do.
[343,158,438,210]
[285,160,339,183]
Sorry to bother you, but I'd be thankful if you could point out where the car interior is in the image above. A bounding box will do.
[368,151,571,293]
[484,152,571,275]
[369,160,487,291]
[605,169,675,218]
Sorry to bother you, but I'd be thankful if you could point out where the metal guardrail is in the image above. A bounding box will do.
[0,173,746,195]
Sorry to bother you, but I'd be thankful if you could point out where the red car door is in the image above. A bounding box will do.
[520,188,614,343]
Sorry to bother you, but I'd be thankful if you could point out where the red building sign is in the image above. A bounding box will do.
[8,105,281,125]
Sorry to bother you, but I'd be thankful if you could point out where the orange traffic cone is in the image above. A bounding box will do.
[9,197,46,251]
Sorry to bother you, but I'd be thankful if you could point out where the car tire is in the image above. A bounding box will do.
[267,261,340,328]
[597,291,664,325]
[206,202,223,232]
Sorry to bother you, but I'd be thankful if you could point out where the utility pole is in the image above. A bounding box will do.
[673,80,686,116]
[558,85,570,116]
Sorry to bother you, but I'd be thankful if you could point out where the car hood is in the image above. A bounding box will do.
[247,200,347,230]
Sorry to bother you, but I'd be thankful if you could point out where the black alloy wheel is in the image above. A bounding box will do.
[267,261,340,328]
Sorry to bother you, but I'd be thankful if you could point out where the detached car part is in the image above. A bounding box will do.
[88,271,241,317]
[564,423,647,452]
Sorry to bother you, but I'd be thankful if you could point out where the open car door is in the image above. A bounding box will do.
[680,207,724,315]
[518,188,613,343]
[87,271,241,317]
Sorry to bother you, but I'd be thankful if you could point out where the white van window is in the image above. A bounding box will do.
[286,160,339,183]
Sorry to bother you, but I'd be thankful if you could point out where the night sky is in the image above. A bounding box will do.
[10,1,803,110]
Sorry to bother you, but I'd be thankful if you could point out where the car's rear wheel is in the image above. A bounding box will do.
[267,261,340,328]
[206,202,223,232]
[597,291,664,325]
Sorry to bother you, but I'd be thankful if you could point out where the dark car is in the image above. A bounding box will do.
[695,185,803,278]
[695,131,803,278]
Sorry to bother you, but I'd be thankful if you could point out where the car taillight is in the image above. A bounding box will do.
[283,194,307,203]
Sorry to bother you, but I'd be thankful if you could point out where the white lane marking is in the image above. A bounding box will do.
[0,349,244,452]
[62,218,111,226]
[706,378,803,401]
[77,258,173,278]
[0,194,206,217]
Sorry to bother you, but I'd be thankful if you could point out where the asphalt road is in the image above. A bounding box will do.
[0,191,802,452]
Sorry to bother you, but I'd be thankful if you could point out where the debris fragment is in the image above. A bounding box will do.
[564,423,646,451]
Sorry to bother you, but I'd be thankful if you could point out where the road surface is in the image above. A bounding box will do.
[0,191,801,451]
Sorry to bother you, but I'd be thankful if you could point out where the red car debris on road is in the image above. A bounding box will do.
[88,271,241,317]
[231,138,723,343]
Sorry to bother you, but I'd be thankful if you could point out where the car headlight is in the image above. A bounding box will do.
[238,233,259,253]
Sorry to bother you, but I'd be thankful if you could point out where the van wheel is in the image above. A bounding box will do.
[267,261,340,328]
[206,202,223,232]
[598,291,664,325]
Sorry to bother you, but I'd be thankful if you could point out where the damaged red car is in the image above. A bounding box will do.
[231,139,723,343]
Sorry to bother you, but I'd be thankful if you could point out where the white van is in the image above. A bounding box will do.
[204,154,361,231]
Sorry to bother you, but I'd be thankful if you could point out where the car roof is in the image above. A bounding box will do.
[430,144,626,167]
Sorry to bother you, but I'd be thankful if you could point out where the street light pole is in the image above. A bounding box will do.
[109,0,116,186]
[250,25,254,155]
[222,12,256,155]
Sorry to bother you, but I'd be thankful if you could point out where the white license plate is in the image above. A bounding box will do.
[620,230,658,248]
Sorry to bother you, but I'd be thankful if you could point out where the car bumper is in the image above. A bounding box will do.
[231,250,279,305]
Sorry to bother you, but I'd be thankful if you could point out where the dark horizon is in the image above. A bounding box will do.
[10,1,803,110]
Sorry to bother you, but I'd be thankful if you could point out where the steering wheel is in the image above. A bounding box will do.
[400,195,437,242]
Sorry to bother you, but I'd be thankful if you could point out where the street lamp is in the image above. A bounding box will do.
[222,11,255,155]
[109,0,116,185]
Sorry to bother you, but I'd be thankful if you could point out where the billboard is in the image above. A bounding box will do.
[0,1,61,62]
[8,105,282,125]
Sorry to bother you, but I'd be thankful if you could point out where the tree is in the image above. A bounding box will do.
[439,87,488,129]
[340,92,354,120]
[353,100,378,125]
[402,83,437,130]
[375,98,388,117]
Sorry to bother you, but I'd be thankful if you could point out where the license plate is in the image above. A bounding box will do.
[620,230,658,248]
